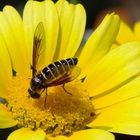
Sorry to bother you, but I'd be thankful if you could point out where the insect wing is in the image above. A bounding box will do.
[32,22,46,76]
[67,66,81,81]
[48,66,81,86]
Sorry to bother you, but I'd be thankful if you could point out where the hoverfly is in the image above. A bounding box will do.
[28,22,81,99]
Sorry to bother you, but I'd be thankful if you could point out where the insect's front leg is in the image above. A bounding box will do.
[44,88,48,108]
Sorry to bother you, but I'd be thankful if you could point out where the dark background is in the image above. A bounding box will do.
[0,0,140,140]
[1,0,140,28]
[0,0,123,28]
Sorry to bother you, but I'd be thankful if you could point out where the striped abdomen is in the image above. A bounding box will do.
[41,58,78,83]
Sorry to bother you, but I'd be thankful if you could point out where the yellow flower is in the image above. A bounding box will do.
[115,20,140,45]
[1,0,140,140]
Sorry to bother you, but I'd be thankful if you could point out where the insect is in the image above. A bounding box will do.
[28,22,81,99]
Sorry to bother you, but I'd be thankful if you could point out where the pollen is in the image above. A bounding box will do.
[5,74,95,136]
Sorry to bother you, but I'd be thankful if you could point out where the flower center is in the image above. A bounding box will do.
[5,74,95,136]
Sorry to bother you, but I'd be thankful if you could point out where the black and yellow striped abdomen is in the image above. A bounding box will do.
[41,58,78,83]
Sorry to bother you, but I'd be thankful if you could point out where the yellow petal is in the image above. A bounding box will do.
[56,0,86,60]
[78,13,120,78]
[89,96,140,135]
[0,103,17,128]
[93,76,140,110]
[23,0,59,70]
[0,34,12,98]
[111,43,119,50]
[7,128,46,140]
[0,6,29,74]
[70,129,114,140]
[48,129,114,140]
[85,42,140,97]
[48,135,69,140]
[134,21,140,41]
[116,21,136,44]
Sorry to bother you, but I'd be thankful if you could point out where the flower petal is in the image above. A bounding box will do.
[0,6,29,74]
[48,135,69,140]
[85,42,140,97]
[48,129,114,140]
[134,21,140,41]
[0,103,17,128]
[70,129,114,140]
[93,76,140,110]
[116,21,136,44]
[0,34,12,98]
[56,0,86,60]
[23,0,59,70]
[78,14,120,78]
[7,128,46,140]
[89,96,140,135]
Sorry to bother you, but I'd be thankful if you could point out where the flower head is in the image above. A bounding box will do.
[1,0,140,140]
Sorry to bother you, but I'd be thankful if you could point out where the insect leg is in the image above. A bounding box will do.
[44,88,48,108]
[62,84,72,95]
[40,88,45,96]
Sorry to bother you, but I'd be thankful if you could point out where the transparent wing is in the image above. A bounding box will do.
[32,22,46,76]
[48,66,81,86]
